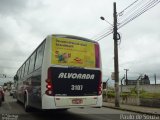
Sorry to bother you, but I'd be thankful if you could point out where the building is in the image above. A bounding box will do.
[126,74,150,85]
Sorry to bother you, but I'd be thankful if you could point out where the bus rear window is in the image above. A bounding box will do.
[51,37,100,68]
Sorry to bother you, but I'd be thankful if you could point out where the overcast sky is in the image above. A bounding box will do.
[0,0,160,84]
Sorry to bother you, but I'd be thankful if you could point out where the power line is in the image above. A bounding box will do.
[118,1,160,29]
[93,0,160,42]
[118,0,160,29]
[118,0,146,22]
[118,0,160,26]
[118,0,139,17]
[93,0,141,41]
[94,30,113,41]
[91,27,113,40]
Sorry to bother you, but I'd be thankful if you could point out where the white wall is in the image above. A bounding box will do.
[119,84,160,93]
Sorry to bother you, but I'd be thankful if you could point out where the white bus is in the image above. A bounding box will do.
[14,34,102,112]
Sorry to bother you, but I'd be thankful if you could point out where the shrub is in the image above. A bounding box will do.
[140,93,160,99]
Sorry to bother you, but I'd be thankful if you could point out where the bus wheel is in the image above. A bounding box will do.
[2,96,4,102]
[24,95,31,112]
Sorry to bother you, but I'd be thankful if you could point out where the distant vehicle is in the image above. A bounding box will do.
[10,85,16,96]
[12,90,17,98]
[3,85,7,92]
[14,34,102,112]
[3,82,12,91]
[0,86,5,106]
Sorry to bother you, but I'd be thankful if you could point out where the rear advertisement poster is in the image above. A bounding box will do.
[51,37,96,68]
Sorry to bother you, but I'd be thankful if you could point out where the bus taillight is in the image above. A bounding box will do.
[45,68,53,96]
[45,81,53,95]
[46,83,52,89]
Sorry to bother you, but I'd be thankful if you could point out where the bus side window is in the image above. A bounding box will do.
[28,52,36,74]
[35,43,45,70]
[17,70,20,81]
[24,59,30,76]
[21,64,25,78]
[19,68,22,80]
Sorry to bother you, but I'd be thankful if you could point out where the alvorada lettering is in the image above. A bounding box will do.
[58,73,95,79]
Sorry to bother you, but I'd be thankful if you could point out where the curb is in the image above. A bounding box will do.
[102,105,160,116]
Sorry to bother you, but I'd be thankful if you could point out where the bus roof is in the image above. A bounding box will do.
[52,34,98,44]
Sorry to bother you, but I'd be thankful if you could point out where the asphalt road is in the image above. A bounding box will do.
[0,92,138,120]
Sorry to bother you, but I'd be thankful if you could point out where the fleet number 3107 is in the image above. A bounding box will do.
[71,85,83,91]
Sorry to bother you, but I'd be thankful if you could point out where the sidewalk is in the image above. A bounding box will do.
[103,102,160,115]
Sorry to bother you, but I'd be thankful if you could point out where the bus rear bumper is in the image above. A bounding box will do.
[42,95,102,109]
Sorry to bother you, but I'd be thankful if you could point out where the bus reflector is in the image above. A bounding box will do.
[45,90,52,95]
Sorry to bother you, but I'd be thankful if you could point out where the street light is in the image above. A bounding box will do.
[100,16,113,26]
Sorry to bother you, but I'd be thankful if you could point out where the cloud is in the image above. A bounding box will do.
[0,0,159,83]
[0,0,28,15]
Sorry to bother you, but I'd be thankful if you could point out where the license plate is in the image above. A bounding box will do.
[72,99,83,104]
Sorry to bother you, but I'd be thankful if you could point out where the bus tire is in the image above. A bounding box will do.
[24,95,31,112]
[2,96,4,102]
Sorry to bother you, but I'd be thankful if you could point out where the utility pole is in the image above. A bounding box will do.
[113,2,120,107]
[124,69,129,85]
[154,74,156,85]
